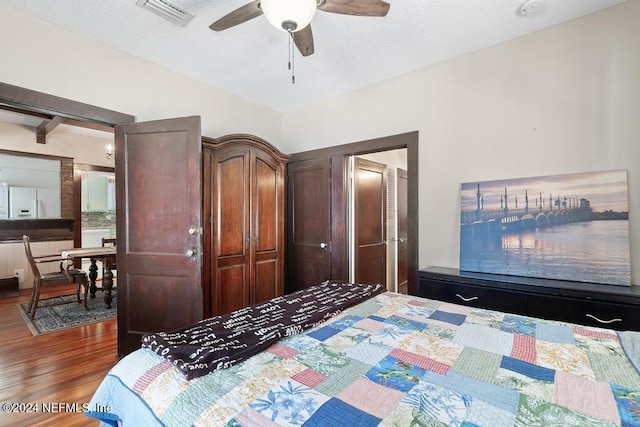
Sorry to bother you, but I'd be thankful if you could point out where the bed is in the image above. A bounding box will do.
[86,281,640,426]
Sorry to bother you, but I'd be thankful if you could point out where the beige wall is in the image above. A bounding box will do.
[0,240,75,290]
[0,4,282,145]
[358,149,408,172]
[282,1,640,285]
[0,122,113,167]
[1,2,638,286]
[0,3,282,288]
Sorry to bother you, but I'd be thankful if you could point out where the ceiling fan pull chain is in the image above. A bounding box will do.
[288,31,295,84]
[288,31,292,72]
[291,43,296,84]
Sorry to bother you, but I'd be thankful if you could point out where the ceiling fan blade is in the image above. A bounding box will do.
[293,25,314,57]
[318,0,390,17]
[209,1,263,31]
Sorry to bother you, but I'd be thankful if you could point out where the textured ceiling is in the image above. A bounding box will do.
[0,0,627,112]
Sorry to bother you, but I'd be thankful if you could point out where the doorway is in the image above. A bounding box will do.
[75,167,116,279]
[287,131,418,295]
[349,149,408,292]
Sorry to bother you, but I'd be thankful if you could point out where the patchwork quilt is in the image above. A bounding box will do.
[87,291,640,426]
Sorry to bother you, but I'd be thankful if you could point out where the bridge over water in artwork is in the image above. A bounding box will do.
[460,185,593,235]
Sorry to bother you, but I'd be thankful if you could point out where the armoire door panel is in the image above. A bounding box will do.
[254,258,278,304]
[255,157,278,252]
[216,153,249,257]
[217,265,248,315]
[216,254,247,269]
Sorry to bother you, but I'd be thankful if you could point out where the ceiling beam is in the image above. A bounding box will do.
[61,117,114,134]
[1,105,114,134]
[36,115,64,144]
[0,104,52,120]
[0,81,135,126]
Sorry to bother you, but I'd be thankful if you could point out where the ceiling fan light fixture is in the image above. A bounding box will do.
[261,0,317,32]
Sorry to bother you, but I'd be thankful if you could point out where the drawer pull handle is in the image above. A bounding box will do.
[585,314,622,324]
[456,294,478,302]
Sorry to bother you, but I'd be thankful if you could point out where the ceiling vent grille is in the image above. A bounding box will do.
[136,0,195,27]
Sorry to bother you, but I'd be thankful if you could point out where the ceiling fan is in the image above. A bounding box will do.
[209,0,391,57]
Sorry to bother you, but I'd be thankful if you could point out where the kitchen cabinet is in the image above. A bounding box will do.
[203,135,289,317]
[82,175,114,212]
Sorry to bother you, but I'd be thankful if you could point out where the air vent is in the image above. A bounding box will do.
[136,0,195,27]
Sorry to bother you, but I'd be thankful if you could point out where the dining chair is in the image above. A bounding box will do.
[101,238,117,280]
[23,235,89,320]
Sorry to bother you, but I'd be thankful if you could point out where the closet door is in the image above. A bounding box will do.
[397,168,408,294]
[211,147,251,316]
[286,158,333,292]
[252,151,285,304]
[353,158,387,287]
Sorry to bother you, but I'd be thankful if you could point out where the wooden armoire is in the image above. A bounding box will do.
[202,134,289,317]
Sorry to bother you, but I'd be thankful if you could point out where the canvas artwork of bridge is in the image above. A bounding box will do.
[459,169,631,286]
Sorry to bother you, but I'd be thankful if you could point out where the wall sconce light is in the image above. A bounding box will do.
[106,144,114,161]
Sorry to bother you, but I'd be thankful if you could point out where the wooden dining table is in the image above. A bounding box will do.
[62,247,117,309]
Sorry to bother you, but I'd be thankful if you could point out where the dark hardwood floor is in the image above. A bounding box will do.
[0,284,118,426]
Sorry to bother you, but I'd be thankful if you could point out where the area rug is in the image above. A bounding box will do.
[17,291,117,336]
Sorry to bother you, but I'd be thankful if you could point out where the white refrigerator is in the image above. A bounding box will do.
[9,187,61,219]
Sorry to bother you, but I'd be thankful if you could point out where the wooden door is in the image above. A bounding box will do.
[116,116,203,356]
[287,158,332,293]
[210,148,251,316]
[397,168,408,294]
[354,158,387,286]
[252,151,285,304]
